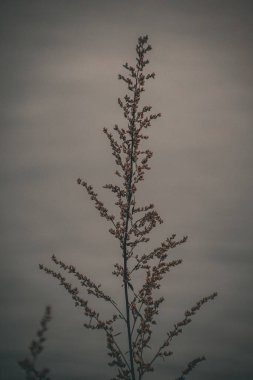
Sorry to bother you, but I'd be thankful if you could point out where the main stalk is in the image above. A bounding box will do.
[122,69,140,380]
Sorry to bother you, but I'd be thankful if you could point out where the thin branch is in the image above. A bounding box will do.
[150,292,218,365]
[50,255,126,322]
[175,356,206,380]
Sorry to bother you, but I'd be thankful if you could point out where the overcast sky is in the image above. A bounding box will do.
[1,1,253,379]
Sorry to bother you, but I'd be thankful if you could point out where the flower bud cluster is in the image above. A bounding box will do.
[152,292,218,364]
[77,178,115,222]
[175,356,206,380]
[18,306,52,380]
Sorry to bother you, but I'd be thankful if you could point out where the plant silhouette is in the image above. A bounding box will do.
[20,35,217,380]
[19,306,52,380]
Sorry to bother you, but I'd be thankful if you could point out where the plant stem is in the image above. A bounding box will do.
[123,151,135,380]
[122,69,140,380]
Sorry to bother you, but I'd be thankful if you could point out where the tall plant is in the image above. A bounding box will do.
[36,35,217,380]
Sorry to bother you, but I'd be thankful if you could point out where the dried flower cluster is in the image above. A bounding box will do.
[19,306,52,380]
[22,35,217,380]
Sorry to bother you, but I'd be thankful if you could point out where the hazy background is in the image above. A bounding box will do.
[1,1,253,379]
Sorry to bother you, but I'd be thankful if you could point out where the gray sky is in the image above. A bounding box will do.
[1,1,253,379]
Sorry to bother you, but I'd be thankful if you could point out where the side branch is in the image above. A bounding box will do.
[131,234,187,273]
[50,255,126,321]
[150,292,218,365]
[39,264,103,327]
[175,356,206,380]
[77,178,116,223]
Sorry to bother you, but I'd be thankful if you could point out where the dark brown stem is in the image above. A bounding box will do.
[123,188,135,379]
[122,132,135,380]
[122,67,141,380]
